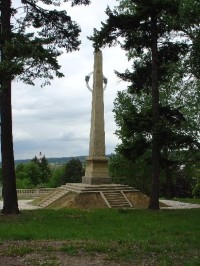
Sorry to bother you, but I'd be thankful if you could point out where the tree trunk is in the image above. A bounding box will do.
[148,12,160,210]
[1,81,20,214]
[1,0,20,214]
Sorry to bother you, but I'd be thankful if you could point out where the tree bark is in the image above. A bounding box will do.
[148,12,160,210]
[1,81,20,214]
[1,0,20,214]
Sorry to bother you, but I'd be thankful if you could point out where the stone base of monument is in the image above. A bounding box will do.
[82,156,112,185]
[82,177,111,184]
[34,183,158,209]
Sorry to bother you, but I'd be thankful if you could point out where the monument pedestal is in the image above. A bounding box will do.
[82,157,111,185]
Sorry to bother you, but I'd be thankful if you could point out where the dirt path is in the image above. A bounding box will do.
[0,240,130,266]
[0,252,125,266]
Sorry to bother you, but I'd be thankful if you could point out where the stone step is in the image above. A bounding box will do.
[38,189,68,208]
[103,194,126,198]
[104,198,127,202]
[105,199,128,203]
[101,191,133,209]
[62,183,138,193]
[104,195,126,199]
[106,203,131,208]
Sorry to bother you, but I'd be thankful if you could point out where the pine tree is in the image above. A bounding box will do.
[89,0,200,209]
[62,159,84,184]
[32,154,51,184]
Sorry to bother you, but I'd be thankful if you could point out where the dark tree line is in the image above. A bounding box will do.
[13,157,83,189]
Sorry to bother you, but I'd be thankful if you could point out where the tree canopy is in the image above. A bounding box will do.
[1,0,91,86]
[90,0,200,209]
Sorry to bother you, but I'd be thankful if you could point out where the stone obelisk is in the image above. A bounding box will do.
[82,50,111,185]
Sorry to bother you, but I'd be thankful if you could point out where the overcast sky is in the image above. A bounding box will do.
[11,0,130,160]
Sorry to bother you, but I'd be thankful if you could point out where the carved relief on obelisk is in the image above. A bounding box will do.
[82,50,111,185]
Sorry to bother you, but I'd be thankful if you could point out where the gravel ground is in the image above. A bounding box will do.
[0,199,41,210]
[160,199,200,209]
[0,199,200,210]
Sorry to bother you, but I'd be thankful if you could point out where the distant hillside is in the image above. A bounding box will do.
[47,156,86,164]
[0,155,112,166]
[14,156,87,165]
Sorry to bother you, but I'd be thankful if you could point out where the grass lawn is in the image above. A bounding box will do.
[0,208,200,265]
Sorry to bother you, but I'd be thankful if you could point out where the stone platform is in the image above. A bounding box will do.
[35,183,149,209]
[62,183,138,193]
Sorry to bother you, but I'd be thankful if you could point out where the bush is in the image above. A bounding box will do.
[62,159,84,184]
[16,178,33,189]
[49,165,65,187]
[193,183,200,198]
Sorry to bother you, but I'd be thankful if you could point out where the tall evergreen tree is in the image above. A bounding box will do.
[32,154,51,184]
[0,0,19,214]
[62,158,84,184]
[89,0,200,209]
[0,0,90,214]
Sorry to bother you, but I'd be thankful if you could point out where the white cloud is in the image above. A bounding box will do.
[11,0,130,160]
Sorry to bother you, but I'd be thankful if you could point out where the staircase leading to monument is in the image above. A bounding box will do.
[37,188,68,208]
[101,191,133,208]
[62,183,136,209]
[36,184,138,209]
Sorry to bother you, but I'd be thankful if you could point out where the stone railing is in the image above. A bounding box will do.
[16,188,56,197]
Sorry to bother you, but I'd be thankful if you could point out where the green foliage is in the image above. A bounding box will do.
[14,157,84,188]
[32,155,51,184]
[90,0,200,202]
[89,0,200,209]
[49,165,65,187]
[113,88,200,197]
[15,155,53,188]
[0,0,91,86]
[191,162,200,198]
[0,0,91,214]
[48,159,84,187]
[16,178,33,190]
[61,159,84,184]
[193,184,200,198]
[21,161,42,187]
[109,154,151,195]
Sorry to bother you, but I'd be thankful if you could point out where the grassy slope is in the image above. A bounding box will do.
[0,208,200,265]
